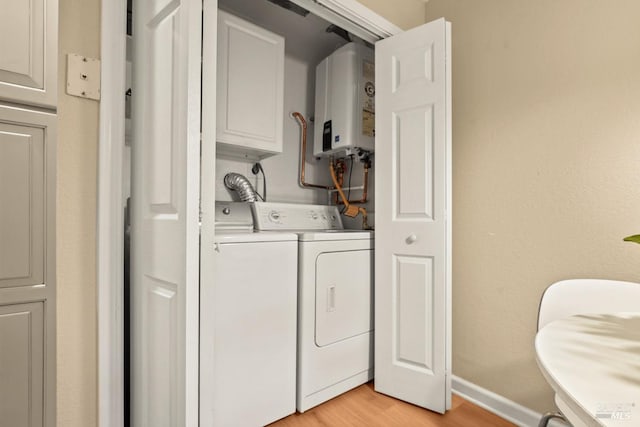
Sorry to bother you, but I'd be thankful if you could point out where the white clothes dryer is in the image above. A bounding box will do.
[252,202,374,412]
[213,202,298,426]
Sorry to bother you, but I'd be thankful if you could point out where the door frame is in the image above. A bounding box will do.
[97,1,400,426]
[97,0,127,426]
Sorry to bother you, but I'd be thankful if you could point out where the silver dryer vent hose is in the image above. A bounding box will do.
[224,172,259,202]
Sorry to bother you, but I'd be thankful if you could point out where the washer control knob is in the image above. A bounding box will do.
[269,211,281,222]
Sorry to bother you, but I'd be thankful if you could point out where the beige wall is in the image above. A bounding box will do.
[57,0,100,425]
[423,0,640,413]
[356,0,427,30]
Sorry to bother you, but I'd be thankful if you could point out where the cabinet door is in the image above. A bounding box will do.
[0,121,45,288]
[0,104,56,427]
[0,302,45,427]
[216,10,284,158]
[0,0,58,108]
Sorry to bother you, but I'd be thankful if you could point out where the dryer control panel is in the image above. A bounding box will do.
[252,202,343,230]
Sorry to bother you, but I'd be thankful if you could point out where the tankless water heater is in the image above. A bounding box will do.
[313,42,375,157]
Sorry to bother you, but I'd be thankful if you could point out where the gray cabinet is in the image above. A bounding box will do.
[0,104,56,427]
[0,0,58,108]
[0,302,45,427]
[0,2,57,425]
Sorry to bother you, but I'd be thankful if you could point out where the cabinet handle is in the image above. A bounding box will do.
[406,234,417,244]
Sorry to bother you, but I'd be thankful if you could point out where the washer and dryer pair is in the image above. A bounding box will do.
[252,202,374,413]
[213,201,374,424]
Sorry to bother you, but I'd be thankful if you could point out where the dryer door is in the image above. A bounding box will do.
[315,249,374,347]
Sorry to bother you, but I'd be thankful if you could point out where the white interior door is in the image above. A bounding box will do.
[374,18,452,413]
[130,0,202,425]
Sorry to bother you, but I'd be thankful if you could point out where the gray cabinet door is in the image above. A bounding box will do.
[0,104,56,427]
[0,0,57,108]
[0,302,44,427]
[0,121,44,288]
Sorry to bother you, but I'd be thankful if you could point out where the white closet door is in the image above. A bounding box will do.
[374,18,452,413]
[130,0,202,425]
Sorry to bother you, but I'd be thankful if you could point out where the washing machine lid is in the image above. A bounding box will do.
[298,230,374,242]
[215,231,298,244]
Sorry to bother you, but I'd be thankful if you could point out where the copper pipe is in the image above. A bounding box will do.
[333,159,346,204]
[336,159,346,185]
[329,161,371,229]
[292,112,333,190]
[329,161,358,217]
[335,162,369,205]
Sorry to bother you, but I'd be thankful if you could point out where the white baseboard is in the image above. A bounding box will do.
[452,375,566,427]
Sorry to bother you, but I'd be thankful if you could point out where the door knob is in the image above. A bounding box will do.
[406,234,417,244]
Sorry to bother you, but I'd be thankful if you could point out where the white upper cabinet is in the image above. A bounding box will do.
[216,10,285,160]
[0,0,58,108]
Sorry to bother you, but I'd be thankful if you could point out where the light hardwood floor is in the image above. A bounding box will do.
[269,383,516,427]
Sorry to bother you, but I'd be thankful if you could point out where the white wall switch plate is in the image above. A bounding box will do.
[66,54,101,100]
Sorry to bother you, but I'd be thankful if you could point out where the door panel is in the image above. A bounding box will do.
[0,302,44,427]
[394,255,433,372]
[315,250,373,347]
[0,104,55,427]
[130,0,202,424]
[0,0,57,107]
[375,18,451,413]
[395,106,434,219]
[144,278,179,426]
[0,122,44,288]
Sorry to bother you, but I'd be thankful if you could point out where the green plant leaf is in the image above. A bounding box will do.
[623,234,640,244]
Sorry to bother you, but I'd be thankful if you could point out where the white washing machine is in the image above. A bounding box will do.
[252,202,374,412]
[213,202,298,426]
